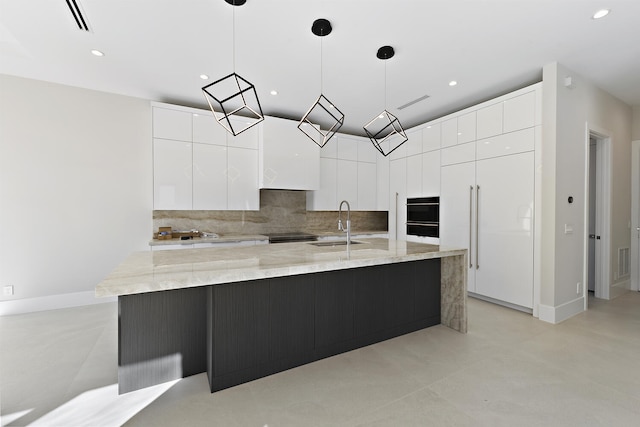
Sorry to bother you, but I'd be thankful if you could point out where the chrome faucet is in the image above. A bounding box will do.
[338,200,351,244]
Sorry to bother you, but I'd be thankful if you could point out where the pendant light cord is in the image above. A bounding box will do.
[384,59,388,111]
[320,36,324,94]
[232,5,236,72]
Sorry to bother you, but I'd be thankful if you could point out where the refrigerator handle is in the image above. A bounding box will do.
[476,185,480,269]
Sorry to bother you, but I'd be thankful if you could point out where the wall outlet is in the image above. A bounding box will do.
[576,282,581,294]
[3,285,14,296]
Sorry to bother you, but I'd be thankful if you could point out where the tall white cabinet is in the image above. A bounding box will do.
[386,83,541,311]
[439,85,540,310]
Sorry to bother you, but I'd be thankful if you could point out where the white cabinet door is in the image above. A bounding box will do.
[406,154,423,198]
[406,128,423,157]
[337,135,358,161]
[441,118,458,148]
[260,116,320,190]
[153,107,192,142]
[476,152,534,308]
[153,138,193,210]
[421,150,440,197]
[357,162,377,210]
[376,154,390,211]
[423,123,441,152]
[228,118,259,149]
[503,91,535,133]
[336,159,358,207]
[193,112,227,145]
[307,157,337,210]
[457,111,476,144]
[476,102,503,140]
[389,158,407,240]
[440,161,476,292]
[357,137,378,163]
[192,143,228,210]
[227,147,259,210]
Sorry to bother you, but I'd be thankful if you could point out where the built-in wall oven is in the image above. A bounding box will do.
[406,197,439,238]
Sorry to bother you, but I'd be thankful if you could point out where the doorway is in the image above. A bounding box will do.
[584,127,612,307]
[631,140,640,292]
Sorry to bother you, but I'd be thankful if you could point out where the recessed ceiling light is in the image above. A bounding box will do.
[91,49,104,57]
[449,80,457,87]
[270,90,278,95]
[200,74,209,80]
[592,9,610,19]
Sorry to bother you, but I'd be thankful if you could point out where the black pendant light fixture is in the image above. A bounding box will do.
[202,0,264,136]
[298,18,345,147]
[363,46,408,157]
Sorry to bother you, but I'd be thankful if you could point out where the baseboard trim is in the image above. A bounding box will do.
[538,296,584,324]
[0,291,115,316]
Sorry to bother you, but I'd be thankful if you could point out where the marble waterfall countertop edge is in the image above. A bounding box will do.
[97,238,466,298]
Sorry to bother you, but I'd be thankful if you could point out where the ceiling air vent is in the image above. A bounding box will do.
[65,0,90,31]
[397,94,430,110]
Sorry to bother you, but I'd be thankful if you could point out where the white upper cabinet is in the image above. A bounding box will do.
[457,111,476,144]
[192,112,227,145]
[421,150,440,197]
[503,91,536,133]
[422,123,441,152]
[406,154,423,198]
[192,143,227,210]
[357,162,377,210]
[441,118,458,148]
[376,154,390,211]
[228,118,259,150]
[476,127,534,160]
[476,102,503,140]
[227,147,259,210]
[260,116,320,190]
[336,159,358,206]
[336,134,359,161]
[357,137,378,163]
[307,157,337,210]
[153,107,192,142]
[406,128,423,157]
[153,138,192,210]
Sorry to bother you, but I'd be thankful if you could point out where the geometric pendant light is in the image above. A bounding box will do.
[363,46,408,157]
[298,18,345,147]
[201,0,264,136]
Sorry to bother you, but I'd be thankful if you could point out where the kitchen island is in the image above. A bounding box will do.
[96,238,467,394]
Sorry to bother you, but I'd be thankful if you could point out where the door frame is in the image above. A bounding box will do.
[583,124,612,307]
[631,140,640,292]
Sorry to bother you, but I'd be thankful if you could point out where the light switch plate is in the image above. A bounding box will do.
[564,224,573,234]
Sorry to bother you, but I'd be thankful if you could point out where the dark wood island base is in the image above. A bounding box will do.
[119,259,442,394]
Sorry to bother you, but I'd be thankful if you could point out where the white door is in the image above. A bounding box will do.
[632,140,640,292]
[440,161,476,292]
[475,152,534,308]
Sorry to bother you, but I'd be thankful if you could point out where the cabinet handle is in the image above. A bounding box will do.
[476,185,480,270]
[469,185,473,268]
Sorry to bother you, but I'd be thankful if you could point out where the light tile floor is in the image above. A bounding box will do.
[1,292,639,426]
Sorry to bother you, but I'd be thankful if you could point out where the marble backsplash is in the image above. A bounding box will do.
[153,189,388,236]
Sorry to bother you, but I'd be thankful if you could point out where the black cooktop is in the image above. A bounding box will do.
[265,232,318,244]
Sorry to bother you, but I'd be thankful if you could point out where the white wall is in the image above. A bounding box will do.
[541,62,632,320]
[0,75,152,313]
[633,106,640,141]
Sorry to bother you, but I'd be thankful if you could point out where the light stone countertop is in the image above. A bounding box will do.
[149,234,268,246]
[96,238,465,298]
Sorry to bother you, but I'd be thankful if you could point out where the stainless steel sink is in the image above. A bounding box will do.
[308,240,364,247]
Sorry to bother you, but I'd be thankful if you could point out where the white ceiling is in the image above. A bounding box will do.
[1,0,639,135]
